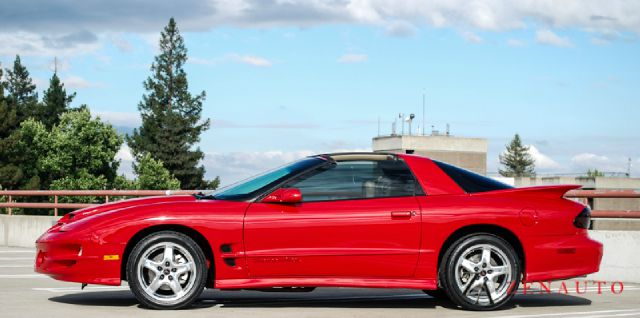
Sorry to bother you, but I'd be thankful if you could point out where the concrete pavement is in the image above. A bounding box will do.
[0,246,638,318]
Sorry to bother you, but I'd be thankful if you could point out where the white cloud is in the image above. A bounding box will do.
[461,31,483,43]
[94,111,141,127]
[204,150,315,186]
[571,153,610,168]
[62,75,104,89]
[229,54,273,67]
[0,31,101,57]
[535,29,573,47]
[338,53,368,63]
[115,144,135,178]
[384,20,417,37]
[507,39,526,47]
[528,145,560,170]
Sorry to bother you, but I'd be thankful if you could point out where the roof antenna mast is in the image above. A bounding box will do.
[422,91,426,136]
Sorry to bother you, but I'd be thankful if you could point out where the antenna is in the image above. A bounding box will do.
[422,91,425,136]
[628,157,632,177]
[446,123,450,136]
[399,113,405,135]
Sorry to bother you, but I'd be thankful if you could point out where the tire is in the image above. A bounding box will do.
[422,288,449,300]
[127,231,208,309]
[440,234,521,311]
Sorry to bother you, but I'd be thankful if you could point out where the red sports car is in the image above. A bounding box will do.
[35,153,602,310]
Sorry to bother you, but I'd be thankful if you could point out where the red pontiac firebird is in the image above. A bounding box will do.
[35,153,602,310]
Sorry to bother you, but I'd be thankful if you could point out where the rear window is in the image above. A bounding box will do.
[433,160,513,193]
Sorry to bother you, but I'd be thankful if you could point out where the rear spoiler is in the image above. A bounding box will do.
[470,184,582,199]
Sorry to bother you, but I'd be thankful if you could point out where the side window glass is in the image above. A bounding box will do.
[285,159,420,202]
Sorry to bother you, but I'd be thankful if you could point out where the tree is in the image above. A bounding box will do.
[39,72,76,128]
[0,66,18,139]
[41,108,122,186]
[5,55,38,121]
[133,153,181,190]
[499,134,536,177]
[126,17,214,189]
[586,169,605,177]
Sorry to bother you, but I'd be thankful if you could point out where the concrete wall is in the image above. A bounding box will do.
[0,215,58,248]
[587,230,640,283]
[1,216,639,282]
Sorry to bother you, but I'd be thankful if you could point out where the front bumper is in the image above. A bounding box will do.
[524,233,603,282]
[35,231,124,286]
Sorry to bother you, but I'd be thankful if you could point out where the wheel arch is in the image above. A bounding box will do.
[437,224,525,278]
[120,224,216,288]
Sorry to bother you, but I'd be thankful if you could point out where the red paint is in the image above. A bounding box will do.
[35,153,603,292]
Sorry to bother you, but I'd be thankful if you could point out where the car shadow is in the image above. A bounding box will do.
[48,289,591,310]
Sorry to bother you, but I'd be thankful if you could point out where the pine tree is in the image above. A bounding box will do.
[126,18,213,189]
[40,72,76,128]
[499,134,536,177]
[0,65,24,189]
[0,67,18,139]
[5,55,38,121]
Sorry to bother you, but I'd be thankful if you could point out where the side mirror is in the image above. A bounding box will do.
[262,188,302,204]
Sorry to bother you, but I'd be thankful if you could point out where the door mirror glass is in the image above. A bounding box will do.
[262,188,302,204]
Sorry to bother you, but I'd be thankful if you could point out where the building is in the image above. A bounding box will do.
[372,134,488,175]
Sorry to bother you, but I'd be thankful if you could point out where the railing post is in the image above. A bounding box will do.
[54,195,58,217]
[7,195,12,216]
[105,195,109,203]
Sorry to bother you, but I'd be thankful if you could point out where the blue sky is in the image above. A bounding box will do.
[1,1,639,185]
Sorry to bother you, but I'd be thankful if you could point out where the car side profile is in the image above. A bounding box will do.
[35,153,603,310]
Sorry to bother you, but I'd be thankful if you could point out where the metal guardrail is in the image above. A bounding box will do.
[0,189,638,218]
[0,190,199,216]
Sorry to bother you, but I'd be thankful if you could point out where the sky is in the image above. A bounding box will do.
[1,0,639,185]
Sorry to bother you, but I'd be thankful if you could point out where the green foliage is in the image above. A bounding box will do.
[126,18,216,189]
[41,109,122,184]
[5,55,38,121]
[39,72,76,128]
[133,153,181,190]
[499,134,536,177]
[50,170,108,204]
[586,169,605,178]
[0,109,122,194]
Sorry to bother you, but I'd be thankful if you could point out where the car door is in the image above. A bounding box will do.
[243,158,423,278]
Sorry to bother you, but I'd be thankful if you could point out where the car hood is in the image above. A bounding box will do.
[56,195,198,225]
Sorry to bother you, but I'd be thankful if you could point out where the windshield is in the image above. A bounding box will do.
[208,157,326,201]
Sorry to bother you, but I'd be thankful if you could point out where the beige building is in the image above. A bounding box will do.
[372,135,488,175]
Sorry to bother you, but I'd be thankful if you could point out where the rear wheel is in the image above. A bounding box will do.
[441,234,520,311]
[127,231,207,309]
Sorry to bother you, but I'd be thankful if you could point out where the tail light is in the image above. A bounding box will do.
[574,207,591,229]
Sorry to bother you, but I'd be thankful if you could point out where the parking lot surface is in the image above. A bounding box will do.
[1,246,638,318]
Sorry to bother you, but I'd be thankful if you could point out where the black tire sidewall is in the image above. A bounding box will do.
[441,234,521,311]
[126,231,208,309]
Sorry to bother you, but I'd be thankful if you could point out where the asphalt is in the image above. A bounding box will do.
[1,246,638,318]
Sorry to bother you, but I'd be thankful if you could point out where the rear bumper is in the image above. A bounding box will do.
[35,231,123,286]
[524,233,603,282]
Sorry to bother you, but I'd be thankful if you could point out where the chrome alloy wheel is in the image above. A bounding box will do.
[136,242,197,305]
[454,243,512,306]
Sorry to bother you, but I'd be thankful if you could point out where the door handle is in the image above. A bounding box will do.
[391,211,415,218]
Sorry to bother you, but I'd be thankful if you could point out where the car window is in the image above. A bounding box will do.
[284,159,422,202]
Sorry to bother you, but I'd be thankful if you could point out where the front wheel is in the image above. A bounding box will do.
[440,234,521,311]
[127,231,208,309]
